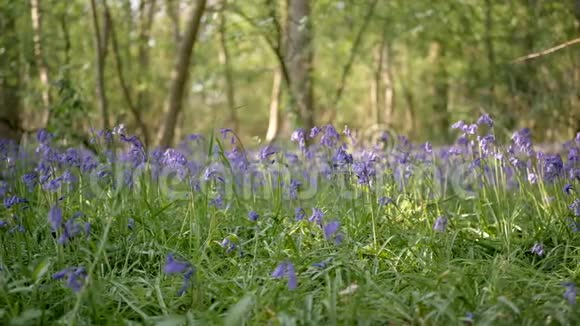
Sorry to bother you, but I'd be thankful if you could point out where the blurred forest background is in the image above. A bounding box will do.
[1,0,580,148]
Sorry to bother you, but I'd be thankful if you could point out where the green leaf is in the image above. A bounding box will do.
[10,309,43,326]
[32,258,52,283]
[224,294,255,326]
[149,315,186,326]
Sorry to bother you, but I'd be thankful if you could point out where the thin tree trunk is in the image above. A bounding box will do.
[219,0,239,131]
[136,0,157,116]
[430,41,450,139]
[166,0,181,47]
[0,5,22,141]
[266,68,283,143]
[30,0,52,128]
[382,40,395,124]
[287,0,314,131]
[90,0,110,131]
[574,0,580,133]
[371,41,384,124]
[104,2,150,146]
[484,0,496,102]
[156,0,207,148]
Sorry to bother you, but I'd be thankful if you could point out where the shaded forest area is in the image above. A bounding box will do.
[1,0,580,148]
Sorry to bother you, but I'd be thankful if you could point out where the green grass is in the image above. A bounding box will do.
[0,134,578,325]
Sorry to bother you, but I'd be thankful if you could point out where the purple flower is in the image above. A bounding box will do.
[48,205,63,232]
[323,220,344,244]
[271,260,297,290]
[295,207,306,221]
[220,238,237,254]
[451,120,465,130]
[258,145,277,161]
[562,282,576,305]
[530,242,544,256]
[309,208,324,225]
[568,218,580,232]
[477,113,494,127]
[3,196,28,209]
[564,184,573,195]
[378,196,393,207]
[164,253,191,274]
[320,125,340,148]
[309,126,322,139]
[433,216,448,232]
[528,173,538,184]
[52,267,86,293]
[570,199,580,217]
[0,220,7,228]
[291,128,306,152]
[248,211,259,222]
[332,147,353,166]
[163,253,195,296]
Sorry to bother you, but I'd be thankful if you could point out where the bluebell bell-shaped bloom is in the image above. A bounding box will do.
[433,216,448,232]
[271,261,297,290]
[309,126,322,139]
[527,173,538,184]
[0,220,7,228]
[22,172,38,191]
[477,113,494,127]
[3,195,28,209]
[530,242,544,256]
[48,205,63,232]
[320,125,340,148]
[564,184,573,195]
[163,253,195,296]
[309,208,324,225]
[52,266,87,293]
[541,154,563,183]
[323,220,344,244]
[0,181,8,197]
[570,199,580,217]
[248,211,259,222]
[127,218,135,231]
[295,207,306,221]
[562,282,576,305]
[220,238,238,254]
[290,128,306,152]
[378,196,393,207]
[332,146,353,167]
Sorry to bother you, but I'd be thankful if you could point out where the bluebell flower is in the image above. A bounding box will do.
[564,184,573,195]
[451,120,465,130]
[477,113,494,127]
[433,216,448,232]
[562,282,576,305]
[567,218,580,232]
[570,199,580,217]
[163,253,195,296]
[295,207,306,221]
[332,147,353,167]
[271,260,297,290]
[220,238,237,254]
[309,126,322,139]
[530,242,544,256]
[0,220,7,228]
[290,128,306,152]
[127,218,135,231]
[378,196,393,207]
[3,195,28,209]
[309,208,324,225]
[52,267,87,293]
[48,205,63,232]
[320,125,340,148]
[0,181,8,197]
[248,211,259,222]
[323,220,344,244]
[258,145,277,161]
[527,173,537,184]
[353,161,375,185]
[423,142,432,154]
[22,172,38,191]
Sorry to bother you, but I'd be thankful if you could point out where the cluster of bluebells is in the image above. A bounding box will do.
[1,115,580,300]
[52,266,87,293]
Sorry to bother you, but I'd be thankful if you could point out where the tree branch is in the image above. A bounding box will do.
[512,37,580,63]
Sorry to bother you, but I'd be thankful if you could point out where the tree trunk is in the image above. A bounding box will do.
[90,0,110,131]
[219,0,239,131]
[136,0,157,116]
[104,2,150,146]
[156,0,207,148]
[574,0,580,133]
[484,0,496,103]
[429,42,450,140]
[287,0,314,131]
[382,40,395,125]
[266,68,283,143]
[0,4,22,141]
[30,0,52,128]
